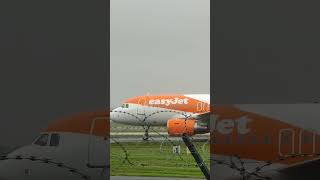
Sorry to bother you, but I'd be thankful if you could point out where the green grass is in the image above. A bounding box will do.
[110,141,209,178]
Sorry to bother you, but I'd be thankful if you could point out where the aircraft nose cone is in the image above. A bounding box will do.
[110,108,120,123]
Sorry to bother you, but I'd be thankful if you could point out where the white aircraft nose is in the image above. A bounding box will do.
[110,108,121,123]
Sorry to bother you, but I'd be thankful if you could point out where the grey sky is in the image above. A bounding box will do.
[110,0,210,107]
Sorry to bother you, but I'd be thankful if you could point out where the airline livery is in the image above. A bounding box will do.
[2,94,320,179]
[0,111,109,180]
[111,94,320,179]
[111,94,210,139]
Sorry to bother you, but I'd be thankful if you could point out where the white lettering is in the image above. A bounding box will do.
[211,115,252,135]
[217,119,234,134]
[178,99,184,104]
[236,116,251,134]
[154,99,160,105]
[149,100,155,104]
[148,98,190,106]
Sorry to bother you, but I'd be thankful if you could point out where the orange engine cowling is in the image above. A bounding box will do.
[167,119,208,137]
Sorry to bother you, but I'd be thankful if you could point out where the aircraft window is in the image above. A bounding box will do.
[50,134,60,146]
[281,134,291,145]
[121,104,129,108]
[34,134,49,146]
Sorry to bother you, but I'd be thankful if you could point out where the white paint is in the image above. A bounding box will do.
[148,98,189,106]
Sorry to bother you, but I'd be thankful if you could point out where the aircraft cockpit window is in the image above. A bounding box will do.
[121,103,129,108]
[34,134,49,146]
[50,133,60,147]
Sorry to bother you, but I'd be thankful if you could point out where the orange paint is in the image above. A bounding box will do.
[125,94,210,113]
[210,105,318,165]
[167,119,196,136]
[42,111,109,137]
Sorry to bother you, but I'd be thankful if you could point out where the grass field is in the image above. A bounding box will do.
[110,140,209,179]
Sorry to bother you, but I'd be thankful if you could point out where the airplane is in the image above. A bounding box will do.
[0,111,109,180]
[205,104,320,179]
[110,94,210,140]
[111,94,320,179]
[2,94,320,179]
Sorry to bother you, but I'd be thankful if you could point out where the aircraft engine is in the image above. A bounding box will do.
[167,119,208,136]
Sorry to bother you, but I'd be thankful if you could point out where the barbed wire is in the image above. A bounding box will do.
[209,151,320,180]
[110,137,134,167]
[111,108,270,179]
[111,108,320,180]
[0,154,92,180]
[110,108,210,177]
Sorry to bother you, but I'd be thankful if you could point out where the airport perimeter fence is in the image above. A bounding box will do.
[110,108,275,180]
[1,108,320,179]
[0,155,94,179]
[110,108,320,180]
[110,109,210,179]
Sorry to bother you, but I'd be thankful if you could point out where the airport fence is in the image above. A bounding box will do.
[110,109,210,179]
[110,108,320,180]
[0,154,92,179]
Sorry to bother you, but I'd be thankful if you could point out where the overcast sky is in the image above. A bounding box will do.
[110,0,210,107]
[0,0,209,147]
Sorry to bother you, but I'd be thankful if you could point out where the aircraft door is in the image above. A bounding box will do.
[278,129,295,157]
[137,97,147,115]
[299,130,315,155]
[87,117,109,173]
